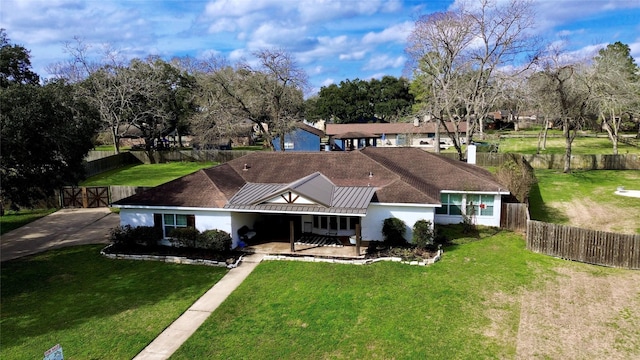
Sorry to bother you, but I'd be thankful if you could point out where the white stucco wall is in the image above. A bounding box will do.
[119,207,235,245]
[362,203,436,243]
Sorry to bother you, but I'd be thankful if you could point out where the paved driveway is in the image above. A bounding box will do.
[1,208,120,262]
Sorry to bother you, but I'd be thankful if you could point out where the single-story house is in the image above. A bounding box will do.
[113,147,508,252]
[272,122,326,151]
[325,121,467,150]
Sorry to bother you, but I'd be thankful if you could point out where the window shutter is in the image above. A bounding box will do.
[187,214,195,228]
[153,213,162,230]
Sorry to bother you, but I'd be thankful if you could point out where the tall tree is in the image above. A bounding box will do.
[0,29,40,87]
[406,0,539,160]
[1,31,97,211]
[591,42,640,154]
[192,49,307,151]
[1,80,99,209]
[309,76,414,123]
[530,50,592,173]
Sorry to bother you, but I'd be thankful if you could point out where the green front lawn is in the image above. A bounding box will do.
[0,245,227,359]
[80,161,216,187]
[0,208,56,235]
[172,229,558,359]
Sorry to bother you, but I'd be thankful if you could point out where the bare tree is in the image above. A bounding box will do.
[406,0,539,160]
[48,39,133,153]
[530,49,592,173]
[591,42,640,154]
[192,49,307,151]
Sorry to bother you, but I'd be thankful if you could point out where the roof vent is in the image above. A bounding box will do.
[368,171,373,178]
[243,164,249,171]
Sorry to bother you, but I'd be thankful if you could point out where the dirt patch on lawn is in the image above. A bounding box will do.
[514,266,640,359]
[550,198,640,234]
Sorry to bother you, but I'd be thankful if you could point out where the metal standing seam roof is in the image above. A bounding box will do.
[225,176,377,215]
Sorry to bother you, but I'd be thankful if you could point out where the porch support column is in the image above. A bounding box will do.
[290,220,295,252]
[355,222,361,256]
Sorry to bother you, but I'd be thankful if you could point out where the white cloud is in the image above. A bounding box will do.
[339,51,367,61]
[362,21,413,44]
[297,0,384,23]
[363,54,405,71]
[322,78,335,87]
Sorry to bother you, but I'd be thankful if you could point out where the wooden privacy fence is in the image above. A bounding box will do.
[83,152,141,177]
[500,203,529,232]
[527,220,640,270]
[128,150,252,164]
[60,186,151,208]
[440,153,640,170]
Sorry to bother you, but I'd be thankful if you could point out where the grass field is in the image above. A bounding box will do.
[3,231,638,359]
[0,208,56,235]
[0,245,227,359]
[171,229,640,359]
[497,135,640,155]
[530,169,640,234]
[80,161,216,187]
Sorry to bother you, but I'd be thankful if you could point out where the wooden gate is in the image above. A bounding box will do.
[61,186,110,208]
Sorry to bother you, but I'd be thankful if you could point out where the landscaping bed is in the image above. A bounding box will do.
[102,243,244,264]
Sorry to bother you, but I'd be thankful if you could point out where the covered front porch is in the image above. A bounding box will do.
[237,214,368,258]
[244,234,369,259]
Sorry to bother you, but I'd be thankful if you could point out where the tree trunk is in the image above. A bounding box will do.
[563,120,572,173]
[111,126,120,154]
[434,119,441,154]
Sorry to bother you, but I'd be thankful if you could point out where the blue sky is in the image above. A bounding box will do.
[1,0,639,95]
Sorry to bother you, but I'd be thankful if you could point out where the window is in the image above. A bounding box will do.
[313,216,359,231]
[340,217,347,230]
[396,134,408,146]
[437,194,494,216]
[155,213,195,238]
[329,217,338,230]
[437,193,463,215]
[467,195,494,216]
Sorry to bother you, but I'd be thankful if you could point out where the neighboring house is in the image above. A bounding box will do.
[272,122,326,151]
[113,147,508,249]
[325,121,467,150]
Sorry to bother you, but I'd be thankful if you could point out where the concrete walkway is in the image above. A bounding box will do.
[1,208,119,262]
[133,253,264,360]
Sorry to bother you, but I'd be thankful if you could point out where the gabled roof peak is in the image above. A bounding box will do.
[251,171,335,207]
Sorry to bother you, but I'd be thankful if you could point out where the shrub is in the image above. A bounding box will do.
[109,225,161,248]
[132,226,162,247]
[495,153,536,203]
[199,229,232,252]
[110,225,135,246]
[412,220,435,250]
[169,227,200,248]
[382,217,407,247]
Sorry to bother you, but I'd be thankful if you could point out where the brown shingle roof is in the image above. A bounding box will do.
[325,122,467,136]
[295,122,325,138]
[114,148,505,208]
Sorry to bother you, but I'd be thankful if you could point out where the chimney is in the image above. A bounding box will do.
[467,144,477,165]
[413,117,420,127]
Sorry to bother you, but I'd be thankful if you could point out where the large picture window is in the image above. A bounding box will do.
[466,194,494,216]
[437,193,494,216]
